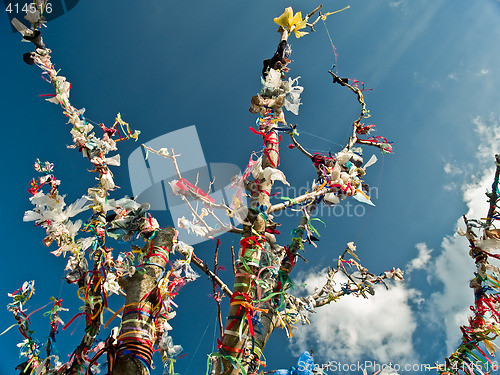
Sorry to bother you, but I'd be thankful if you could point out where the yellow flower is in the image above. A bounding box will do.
[274,7,308,38]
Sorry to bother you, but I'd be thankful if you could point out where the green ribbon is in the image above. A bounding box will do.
[307,218,325,238]
[208,352,247,375]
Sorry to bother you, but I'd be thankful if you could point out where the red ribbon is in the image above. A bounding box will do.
[217,338,244,353]
[249,127,280,167]
[175,178,215,203]
[230,292,256,337]
[283,245,295,266]
[63,312,89,331]
[240,236,266,257]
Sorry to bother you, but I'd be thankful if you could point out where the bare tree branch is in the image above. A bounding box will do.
[175,243,233,299]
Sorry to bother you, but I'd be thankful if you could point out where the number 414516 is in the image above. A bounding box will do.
[5,2,53,14]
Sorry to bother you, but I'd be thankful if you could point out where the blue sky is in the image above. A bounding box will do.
[2,0,500,374]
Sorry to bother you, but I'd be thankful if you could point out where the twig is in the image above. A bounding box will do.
[143,144,233,213]
[208,208,227,228]
[231,246,236,275]
[169,148,183,179]
[312,269,394,307]
[179,189,231,211]
[486,154,500,228]
[289,125,313,159]
[208,176,216,195]
[180,196,211,232]
[321,260,395,306]
[306,4,323,19]
[328,70,367,152]
[356,139,391,153]
[190,253,233,298]
[195,172,200,188]
[306,5,324,31]
[141,144,182,178]
[205,225,241,238]
[213,240,224,338]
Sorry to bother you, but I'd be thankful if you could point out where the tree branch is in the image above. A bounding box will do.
[289,125,313,159]
[290,244,403,311]
[269,187,330,213]
[191,253,234,299]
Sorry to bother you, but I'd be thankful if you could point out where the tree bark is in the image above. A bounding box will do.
[112,227,176,375]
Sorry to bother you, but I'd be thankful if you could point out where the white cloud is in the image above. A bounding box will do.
[413,71,443,90]
[389,0,408,10]
[285,114,500,366]
[406,243,432,274]
[443,162,460,176]
[425,114,500,353]
[472,114,500,160]
[444,63,489,83]
[290,271,418,365]
[426,233,476,353]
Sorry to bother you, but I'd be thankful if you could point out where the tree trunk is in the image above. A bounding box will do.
[215,124,280,375]
[112,227,176,375]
